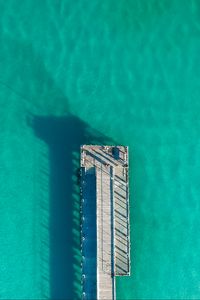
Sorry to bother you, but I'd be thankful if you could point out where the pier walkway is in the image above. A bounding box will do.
[81,145,130,300]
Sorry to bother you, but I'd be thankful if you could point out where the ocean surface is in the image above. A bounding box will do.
[0,0,200,299]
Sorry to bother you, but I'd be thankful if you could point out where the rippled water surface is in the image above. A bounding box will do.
[1,0,200,299]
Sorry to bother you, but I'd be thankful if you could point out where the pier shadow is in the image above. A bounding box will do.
[29,113,113,299]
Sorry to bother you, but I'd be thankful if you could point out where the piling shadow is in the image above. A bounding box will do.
[30,113,113,299]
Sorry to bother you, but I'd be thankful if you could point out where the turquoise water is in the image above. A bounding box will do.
[1,0,200,298]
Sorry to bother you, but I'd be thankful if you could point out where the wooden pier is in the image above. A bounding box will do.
[80,145,130,300]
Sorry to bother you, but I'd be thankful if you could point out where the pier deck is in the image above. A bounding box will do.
[81,145,130,300]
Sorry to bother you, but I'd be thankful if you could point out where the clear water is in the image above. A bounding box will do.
[1,0,200,299]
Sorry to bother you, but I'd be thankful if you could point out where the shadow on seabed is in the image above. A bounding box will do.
[28,113,113,299]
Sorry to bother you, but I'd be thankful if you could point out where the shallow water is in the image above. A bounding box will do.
[1,0,200,299]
